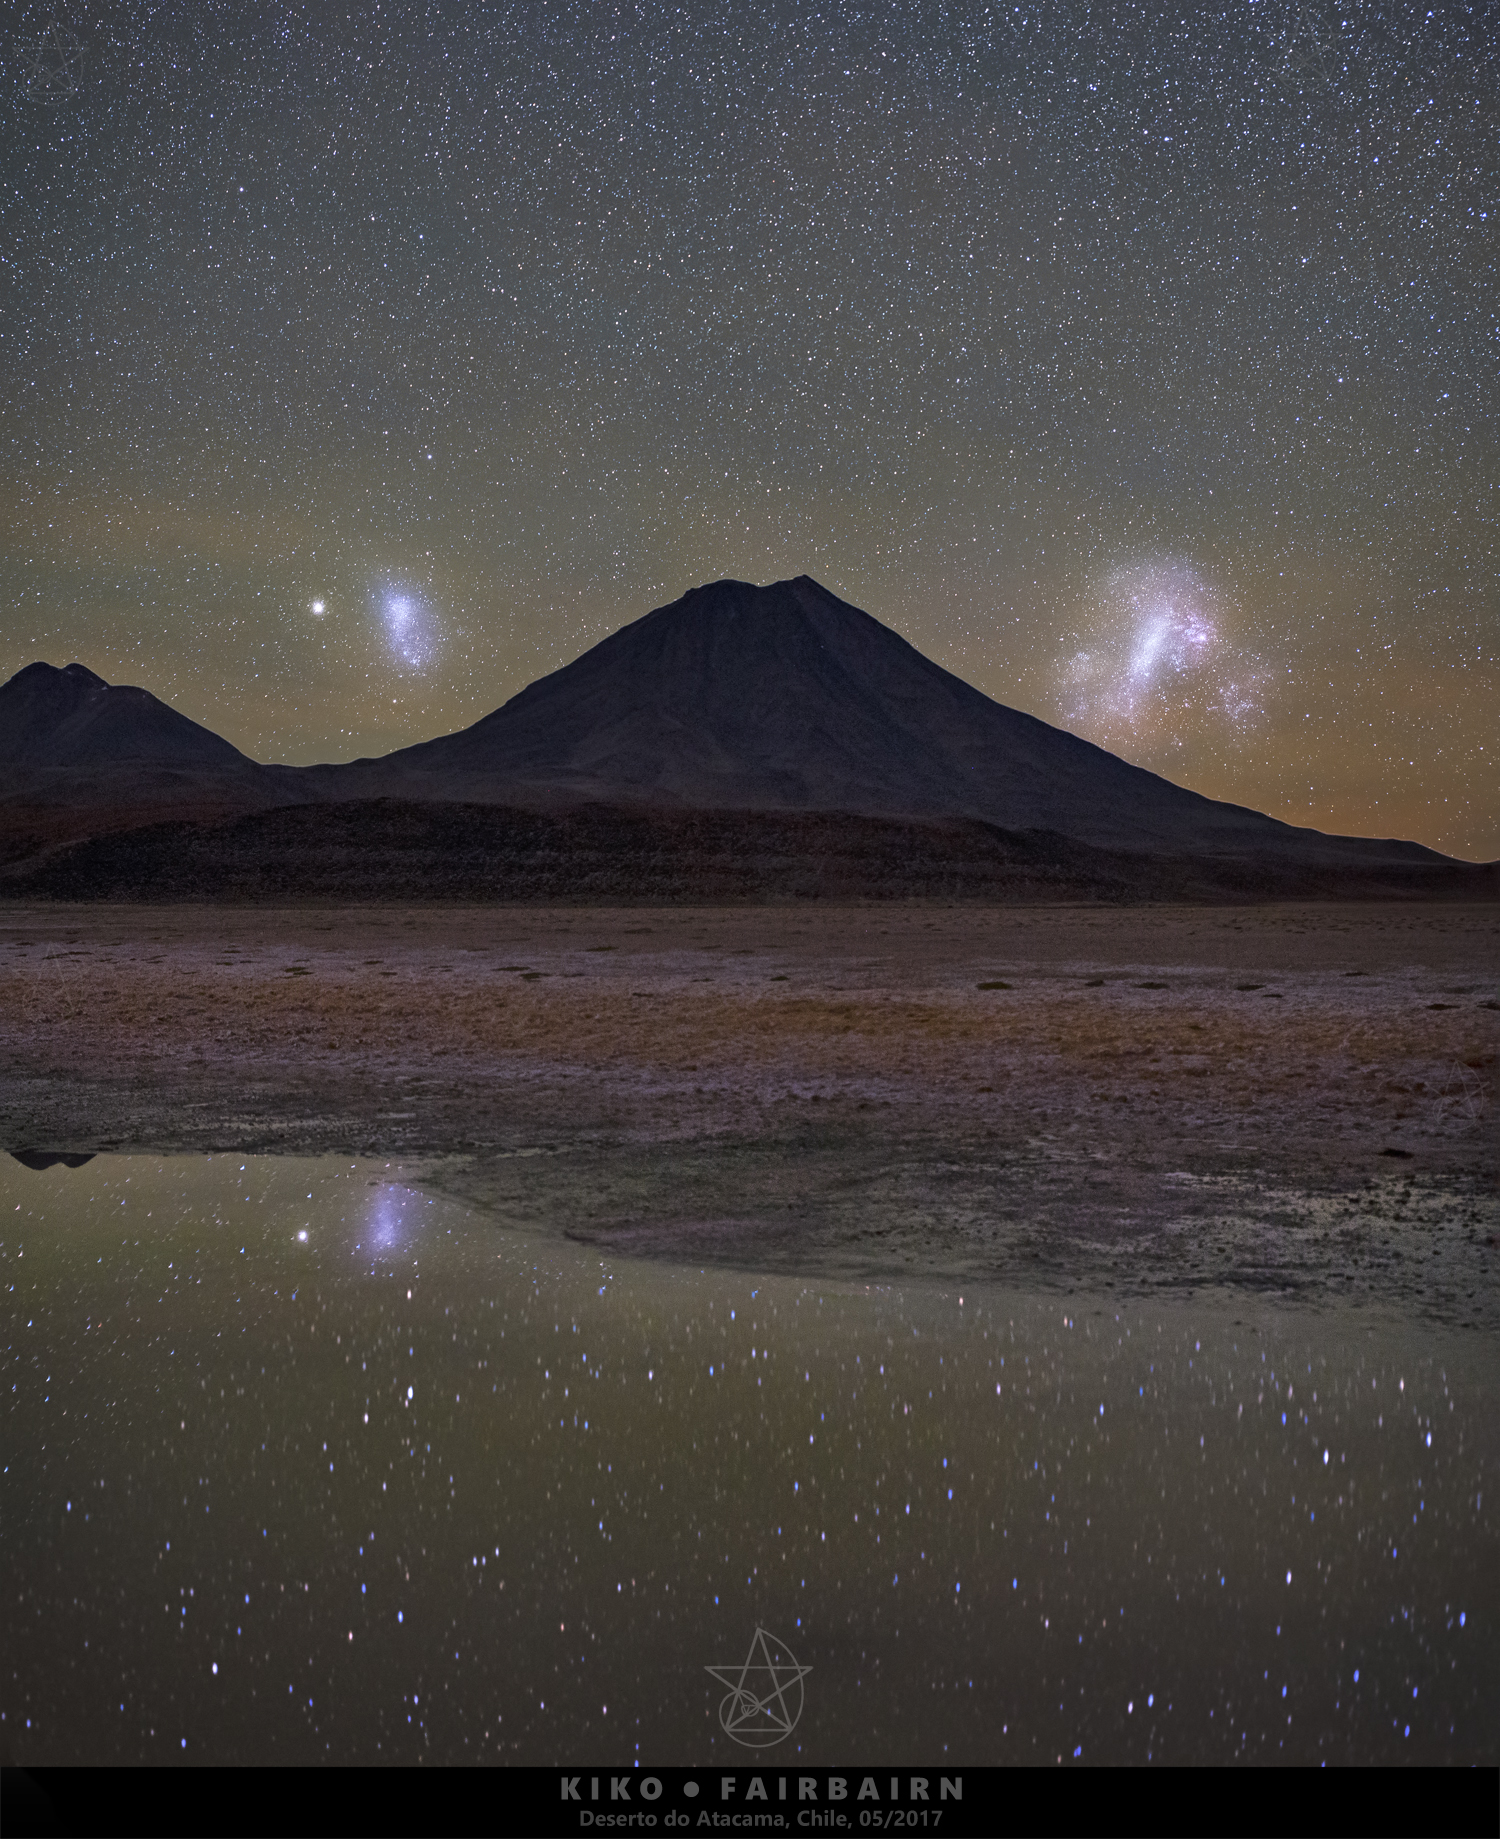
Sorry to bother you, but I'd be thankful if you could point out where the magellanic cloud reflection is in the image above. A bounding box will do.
[358,1183,440,1264]
[1,1153,1493,1768]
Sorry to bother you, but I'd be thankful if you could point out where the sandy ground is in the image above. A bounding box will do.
[2,902,1496,1328]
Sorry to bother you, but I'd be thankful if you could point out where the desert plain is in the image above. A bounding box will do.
[3,899,1495,1331]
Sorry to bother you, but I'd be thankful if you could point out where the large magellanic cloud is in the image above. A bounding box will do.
[1061,559,1266,766]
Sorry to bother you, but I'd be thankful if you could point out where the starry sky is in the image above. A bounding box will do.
[3,1,1496,857]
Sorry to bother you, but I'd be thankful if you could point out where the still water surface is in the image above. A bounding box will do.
[2,1154,1493,1765]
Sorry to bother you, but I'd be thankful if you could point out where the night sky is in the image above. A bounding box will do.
[3,3,1496,857]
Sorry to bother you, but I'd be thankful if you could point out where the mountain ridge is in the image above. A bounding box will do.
[0,576,1482,877]
[293,574,1455,865]
[0,660,255,773]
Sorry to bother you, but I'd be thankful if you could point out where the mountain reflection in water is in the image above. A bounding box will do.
[1,1154,1493,1765]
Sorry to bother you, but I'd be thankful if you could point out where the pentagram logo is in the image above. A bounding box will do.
[15,23,86,105]
[705,1626,811,1748]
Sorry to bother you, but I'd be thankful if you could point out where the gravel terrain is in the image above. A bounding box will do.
[3,901,1496,1328]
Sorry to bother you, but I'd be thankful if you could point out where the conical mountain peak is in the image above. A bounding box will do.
[369,577,1439,864]
[1,581,1455,872]
[0,660,252,771]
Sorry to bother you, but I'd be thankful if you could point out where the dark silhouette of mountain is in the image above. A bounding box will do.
[0,662,253,771]
[0,661,304,867]
[2,579,1490,897]
[12,800,1493,906]
[343,576,1447,865]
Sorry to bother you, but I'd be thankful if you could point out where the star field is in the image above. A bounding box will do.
[2,2,1496,854]
[3,1146,1491,1762]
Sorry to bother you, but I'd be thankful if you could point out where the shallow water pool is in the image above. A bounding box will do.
[2,1153,1493,1764]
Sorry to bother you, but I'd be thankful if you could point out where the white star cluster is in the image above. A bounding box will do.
[377,586,441,672]
[1062,559,1266,766]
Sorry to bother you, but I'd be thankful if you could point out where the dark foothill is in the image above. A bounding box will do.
[977,980,1013,990]
[1378,1147,1415,1160]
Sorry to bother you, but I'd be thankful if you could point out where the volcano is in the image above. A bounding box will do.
[2,576,1485,897]
[345,575,1444,866]
[0,661,253,773]
[0,660,296,867]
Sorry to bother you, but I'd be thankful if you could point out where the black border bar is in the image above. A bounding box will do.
[4,1764,1497,1839]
